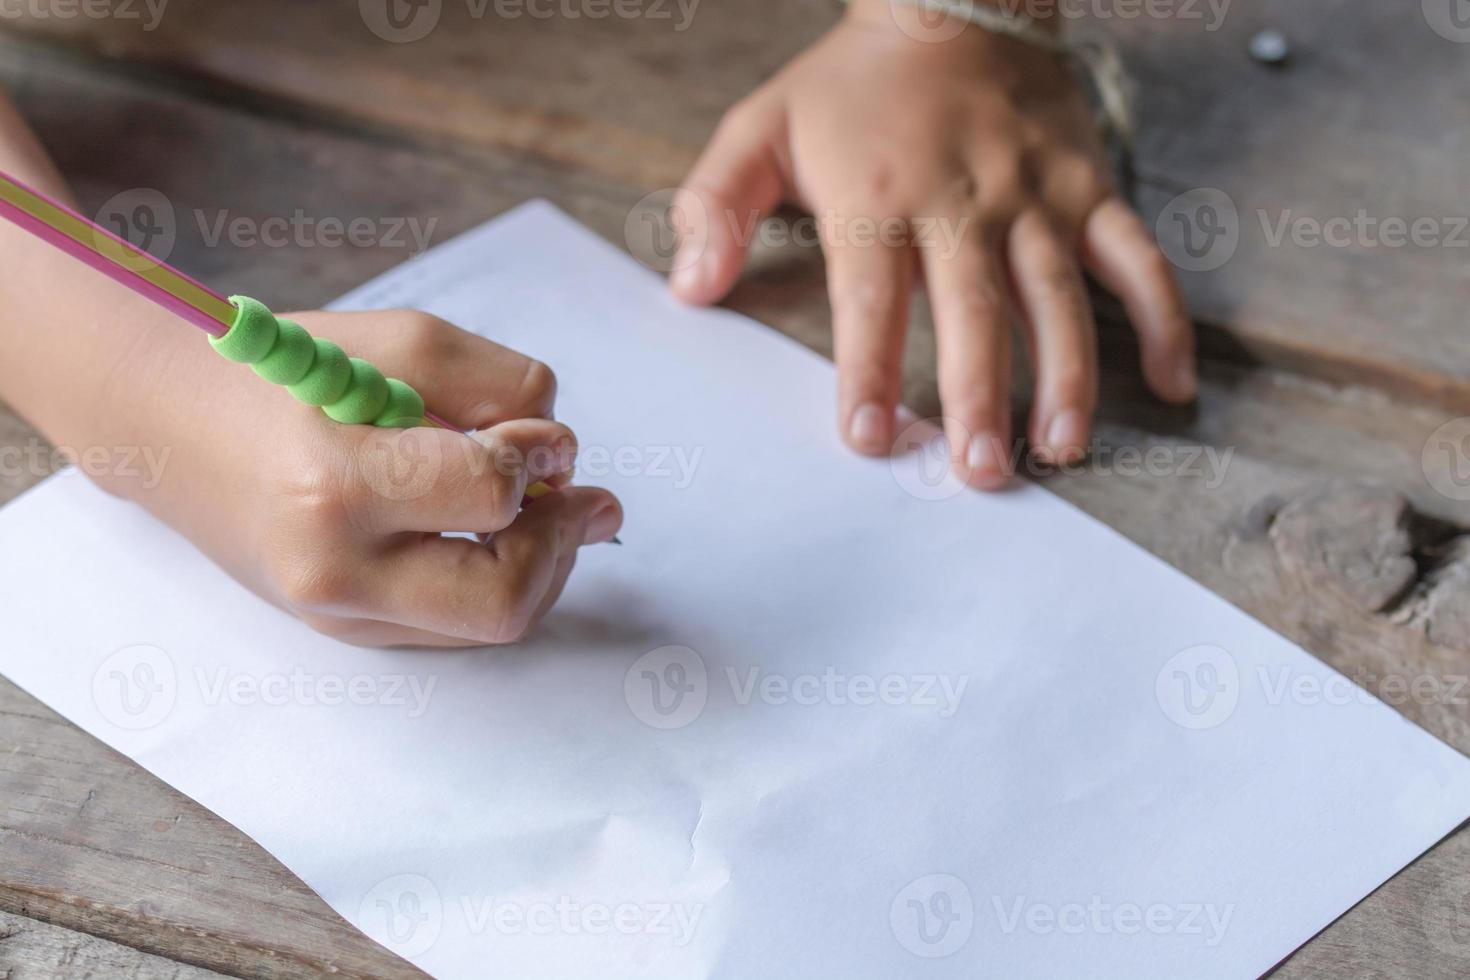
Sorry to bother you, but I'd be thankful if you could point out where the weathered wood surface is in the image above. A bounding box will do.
[0,910,232,980]
[2,0,1468,408]
[0,679,425,980]
[1,20,1470,980]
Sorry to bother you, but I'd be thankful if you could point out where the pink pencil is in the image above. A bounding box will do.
[0,169,235,337]
[0,169,462,432]
[0,168,612,537]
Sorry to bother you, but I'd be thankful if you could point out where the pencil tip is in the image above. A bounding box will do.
[609,536,623,546]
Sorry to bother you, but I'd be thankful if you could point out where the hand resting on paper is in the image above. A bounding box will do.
[671,0,1197,489]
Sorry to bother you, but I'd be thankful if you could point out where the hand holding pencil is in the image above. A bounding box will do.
[0,108,622,647]
[173,307,624,647]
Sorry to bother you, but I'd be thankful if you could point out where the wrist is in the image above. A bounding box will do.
[843,0,1063,42]
[0,225,204,500]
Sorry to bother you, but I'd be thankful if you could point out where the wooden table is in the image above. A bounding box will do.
[2,1,1469,975]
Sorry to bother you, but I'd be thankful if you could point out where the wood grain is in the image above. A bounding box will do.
[0,910,230,979]
[1,0,1468,408]
[0,25,1469,980]
[0,679,425,980]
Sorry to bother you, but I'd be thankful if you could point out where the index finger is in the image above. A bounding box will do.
[297,310,561,429]
[348,419,578,536]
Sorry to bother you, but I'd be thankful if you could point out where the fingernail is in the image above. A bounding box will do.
[530,438,577,481]
[585,504,623,545]
[670,250,708,298]
[965,434,1010,489]
[1052,411,1087,449]
[1045,410,1088,461]
[849,403,890,453]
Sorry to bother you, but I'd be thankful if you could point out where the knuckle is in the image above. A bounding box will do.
[861,163,901,209]
[837,278,899,322]
[717,95,769,139]
[833,165,912,219]
[473,439,528,528]
[393,309,450,361]
[269,454,350,530]
[1051,153,1107,195]
[270,556,354,612]
[949,172,982,209]
[1036,260,1080,298]
[515,358,558,417]
[945,279,1005,323]
[487,477,523,532]
[966,156,1026,223]
[488,571,540,644]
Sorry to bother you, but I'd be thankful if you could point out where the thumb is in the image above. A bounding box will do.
[670,97,787,305]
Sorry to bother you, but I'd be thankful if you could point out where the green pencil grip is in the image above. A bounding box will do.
[209,296,427,428]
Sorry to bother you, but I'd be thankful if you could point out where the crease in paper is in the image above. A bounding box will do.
[0,202,1467,979]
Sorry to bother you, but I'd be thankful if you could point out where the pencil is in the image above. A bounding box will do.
[0,168,602,535]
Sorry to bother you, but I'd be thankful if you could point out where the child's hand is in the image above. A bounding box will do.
[0,92,619,649]
[670,1,1196,488]
[107,310,623,648]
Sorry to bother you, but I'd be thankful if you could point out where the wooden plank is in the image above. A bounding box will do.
[0,1,1467,407]
[1270,830,1470,980]
[0,912,216,980]
[1117,0,1470,409]
[0,679,425,980]
[1,39,1469,980]
[0,909,230,979]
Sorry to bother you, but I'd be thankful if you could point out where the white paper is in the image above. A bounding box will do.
[2,202,1468,979]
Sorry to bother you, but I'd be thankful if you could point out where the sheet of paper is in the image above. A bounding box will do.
[2,201,1468,979]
